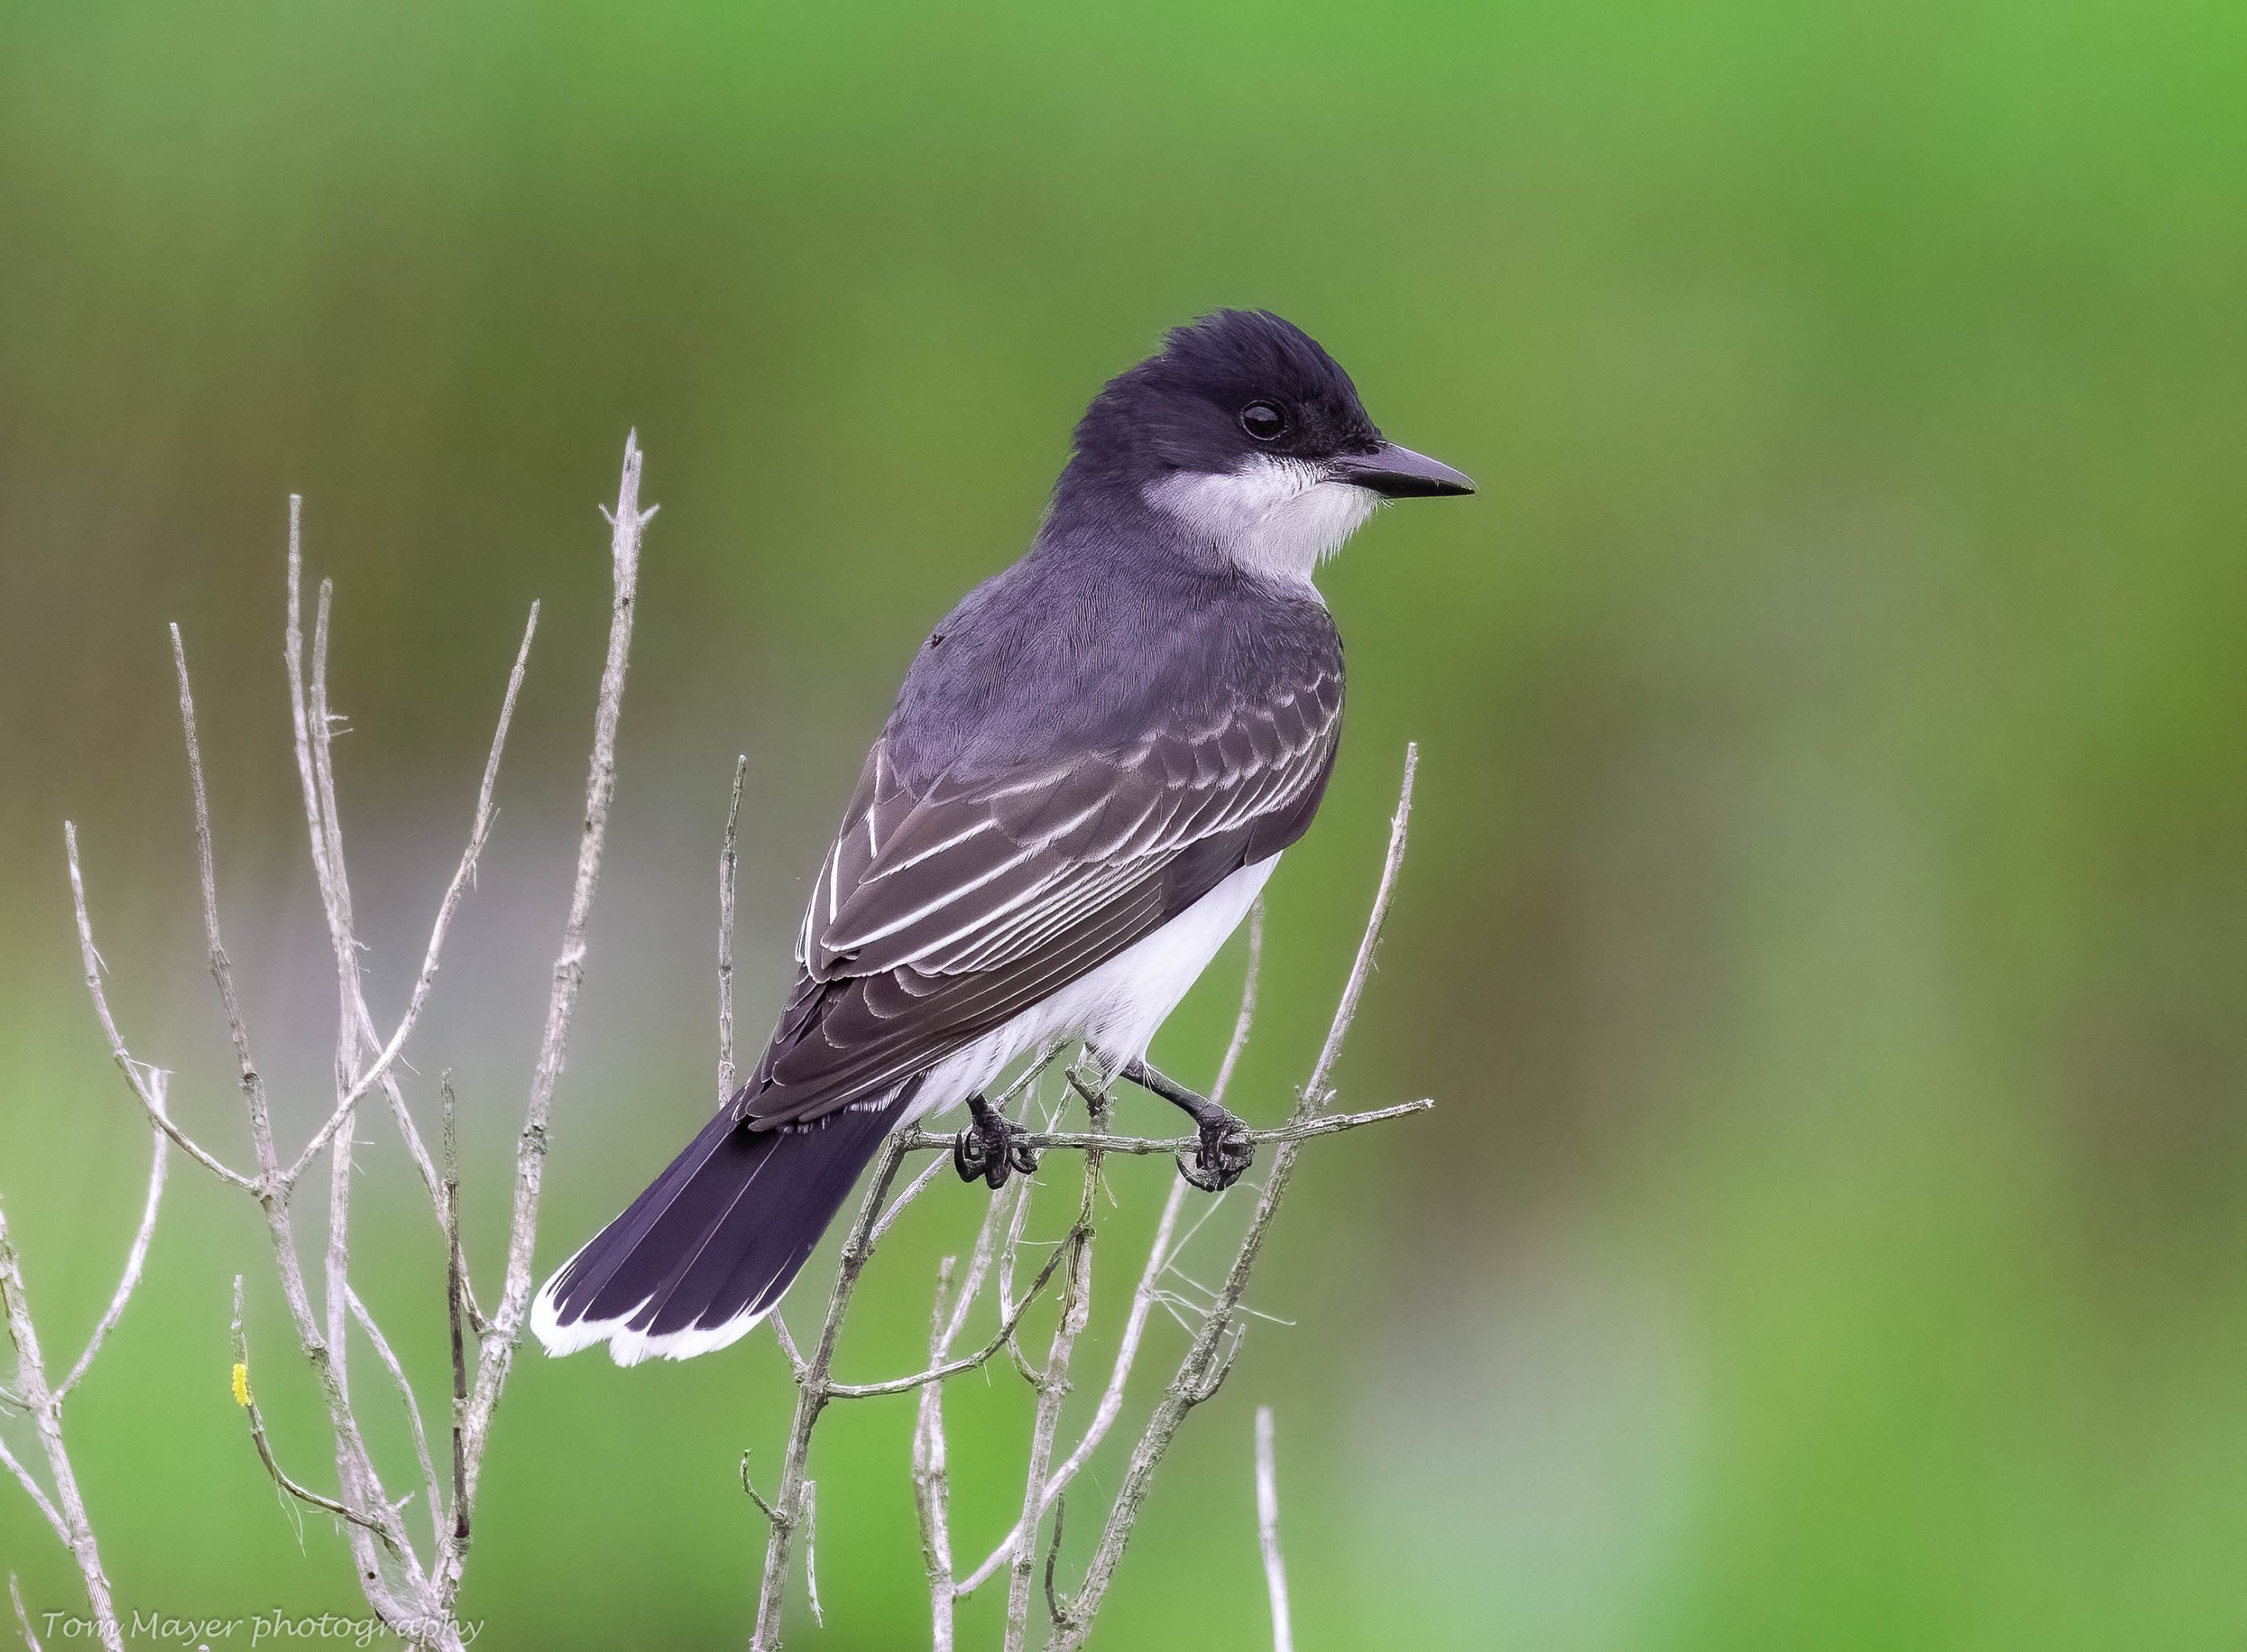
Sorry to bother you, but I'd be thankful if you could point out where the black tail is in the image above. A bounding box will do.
[532,1085,913,1364]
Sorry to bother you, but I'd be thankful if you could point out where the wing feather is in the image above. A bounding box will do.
[746,635,1342,1129]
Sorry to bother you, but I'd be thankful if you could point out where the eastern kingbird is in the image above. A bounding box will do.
[534,310,1472,1364]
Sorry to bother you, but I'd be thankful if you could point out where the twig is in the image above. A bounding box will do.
[913,1162,1035,1644]
[718,754,748,1104]
[1306,749,1419,1105]
[0,1434,67,1545]
[229,1278,389,1542]
[1254,1406,1291,1652]
[1006,1082,1108,1650]
[306,577,384,1601]
[993,1135,1043,1387]
[960,912,1264,1594]
[270,548,449,1243]
[897,1101,1428,1160]
[2,1082,166,1650]
[169,615,289,1201]
[347,1285,442,1551]
[911,1260,960,1652]
[58,1100,171,1401]
[0,1229,95,1591]
[282,603,539,1187]
[750,1062,1064,1647]
[826,1240,1071,1398]
[443,1078,468,1545]
[1049,743,1419,1650]
[64,826,251,1191]
[750,1133,911,1650]
[439,432,651,1607]
[739,1450,782,1524]
[766,1309,806,1379]
[800,1479,823,1628]
[174,596,370,1526]
[10,1573,42,1652]
[868,1157,949,1249]
[957,1181,1182,1597]
[1213,899,1264,1102]
[1042,1494,1071,1630]
[998,1142,1046,1393]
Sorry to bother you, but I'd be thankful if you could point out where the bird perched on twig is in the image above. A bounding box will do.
[534,310,1472,1364]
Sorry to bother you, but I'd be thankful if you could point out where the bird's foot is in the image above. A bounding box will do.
[1177,1109,1255,1193]
[953,1094,1038,1189]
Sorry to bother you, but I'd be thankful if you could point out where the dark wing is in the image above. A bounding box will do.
[736,666,1341,1129]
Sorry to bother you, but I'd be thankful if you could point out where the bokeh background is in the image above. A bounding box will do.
[5,2,2246,1646]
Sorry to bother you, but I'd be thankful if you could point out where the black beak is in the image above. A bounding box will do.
[1327,442,1476,498]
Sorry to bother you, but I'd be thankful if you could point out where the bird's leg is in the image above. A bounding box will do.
[1117,1057,1254,1192]
[953,1092,1039,1189]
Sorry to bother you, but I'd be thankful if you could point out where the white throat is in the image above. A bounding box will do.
[1145,454,1379,590]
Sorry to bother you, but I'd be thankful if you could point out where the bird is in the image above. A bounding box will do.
[532,309,1472,1365]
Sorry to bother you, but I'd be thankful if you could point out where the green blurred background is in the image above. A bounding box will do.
[5,1,2245,1646]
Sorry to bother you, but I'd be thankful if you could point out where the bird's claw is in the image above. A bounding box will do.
[953,1098,1038,1189]
[1175,1110,1254,1192]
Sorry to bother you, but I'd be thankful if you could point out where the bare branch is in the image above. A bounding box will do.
[1255,1406,1292,1652]
[1050,743,1420,1649]
[766,1309,806,1380]
[957,1177,1182,1597]
[291,599,541,1277]
[1305,742,1420,1107]
[211,529,455,1638]
[173,618,285,1195]
[282,494,327,894]
[750,1131,910,1650]
[57,1094,171,1401]
[912,1260,959,1652]
[1042,1493,1071,1632]
[942,1165,1030,1358]
[993,1140,1042,1389]
[961,914,1266,1595]
[305,578,378,1583]
[64,826,252,1190]
[897,1100,1429,1161]
[229,1279,389,1542]
[443,1078,469,1546]
[1213,899,1264,1103]
[801,1479,823,1628]
[827,1239,1071,1398]
[739,1450,783,1525]
[2,1153,129,1651]
[347,1285,443,1551]
[179,604,431,1610]
[718,754,748,1104]
[282,603,539,1187]
[441,432,652,1600]
[10,1573,43,1652]
[1005,1081,1108,1651]
[912,1131,1042,1633]
[0,1434,67,1545]
[868,1157,948,1249]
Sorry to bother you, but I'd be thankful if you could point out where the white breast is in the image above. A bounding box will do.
[905,856,1278,1123]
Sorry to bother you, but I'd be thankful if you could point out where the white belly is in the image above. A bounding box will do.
[903,856,1277,1125]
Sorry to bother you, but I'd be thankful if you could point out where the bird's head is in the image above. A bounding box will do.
[1057,309,1473,586]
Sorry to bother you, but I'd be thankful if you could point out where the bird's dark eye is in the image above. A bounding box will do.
[1239,400,1287,441]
